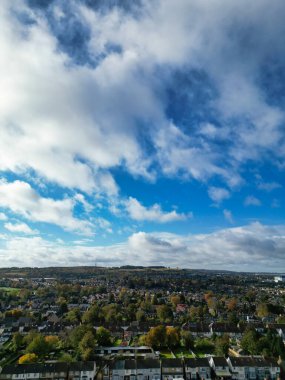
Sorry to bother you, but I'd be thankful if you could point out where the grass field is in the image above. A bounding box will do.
[0,287,20,294]
[173,349,195,358]
[160,350,175,358]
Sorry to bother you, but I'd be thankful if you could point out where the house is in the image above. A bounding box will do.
[184,358,211,380]
[110,359,137,380]
[161,359,184,380]
[136,359,161,380]
[208,357,232,379]
[95,346,154,359]
[0,362,97,380]
[227,356,280,380]
[227,356,260,380]
[0,362,69,380]
[176,305,187,314]
[210,323,242,339]
[252,357,280,380]
[69,361,96,380]
[187,324,211,338]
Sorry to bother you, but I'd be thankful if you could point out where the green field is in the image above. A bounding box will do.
[173,349,195,358]
[0,287,20,294]
[160,350,175,358]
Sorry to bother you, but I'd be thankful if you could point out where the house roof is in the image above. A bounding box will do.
[161,359,183,368]
[211,357,229,367]
[111,360,136,370]
[1,363,68,375]
[184,358,210,368]
[229,356,278,368]
[69,361,95,372]
[136,359,160,369]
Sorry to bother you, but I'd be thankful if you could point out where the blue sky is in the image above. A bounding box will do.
[0,0,284,271]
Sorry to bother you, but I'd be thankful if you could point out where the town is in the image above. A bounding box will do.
[0,267,284,379]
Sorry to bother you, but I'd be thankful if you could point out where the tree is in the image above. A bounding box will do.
[19,353,38,364]
[145,325,166,348]
[157,305,172,323]
[82,304,100,324]
[170,295,181,308]
[26,335,49,357]
[256,303,269,318]
[215,334,230,356]
[195,338,214,353]
[227,298,237,311]
[96,327,112,346]
[240,328,260,355]
[60,353,75,363]
[181,330,194,350]
[166,326,180,348]
[65,308,81,324]
[79,331,96,356]
[136,309,145,322]
[45,335,60,350]
[69,325,91,348]
[12,332,23,352]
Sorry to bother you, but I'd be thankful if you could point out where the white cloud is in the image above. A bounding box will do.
[0,212,7,221]
[0,0,283,197]
[125,197,189,223]
[257,181,282,192]
[223,209,234,224]
[244,196,261,207]
[0,180,93,234]
[74,193,93,213]
[0,223,285,271]
[4,222,38,235]
[208,187,230,203]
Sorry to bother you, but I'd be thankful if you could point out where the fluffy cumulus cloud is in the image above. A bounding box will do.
[125,197,189,223]
[0,180,93,234]
[4,222,38,235]
[244,196,261,207]
[208,187,230,204]
[0,223,285,271]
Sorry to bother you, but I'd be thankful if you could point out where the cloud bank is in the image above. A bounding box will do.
[0,223,284,272]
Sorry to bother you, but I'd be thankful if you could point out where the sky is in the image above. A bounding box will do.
[0,0,285,271]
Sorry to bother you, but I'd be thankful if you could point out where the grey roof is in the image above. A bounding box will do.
[69,361,95,371]
[161,359,183,368]
[211,357,229,367]
[111,360,136,370]
[136,359,160,369]
[0,363,68,375]
[185,358,210,368]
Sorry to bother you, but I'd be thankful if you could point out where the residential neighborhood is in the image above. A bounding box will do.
[0,267,284,379]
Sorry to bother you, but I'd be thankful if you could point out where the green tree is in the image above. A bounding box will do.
[157,305,172,323]
[65,308,81,324]
[12,332,23,352]
[26,335,49,357]
[240,328,260,355]
[69,325,91,348]
[79,331,96,359]
[96,327,112,346]
[82,304,100,324]
[181,330,194,350]
[215,334,230,356]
